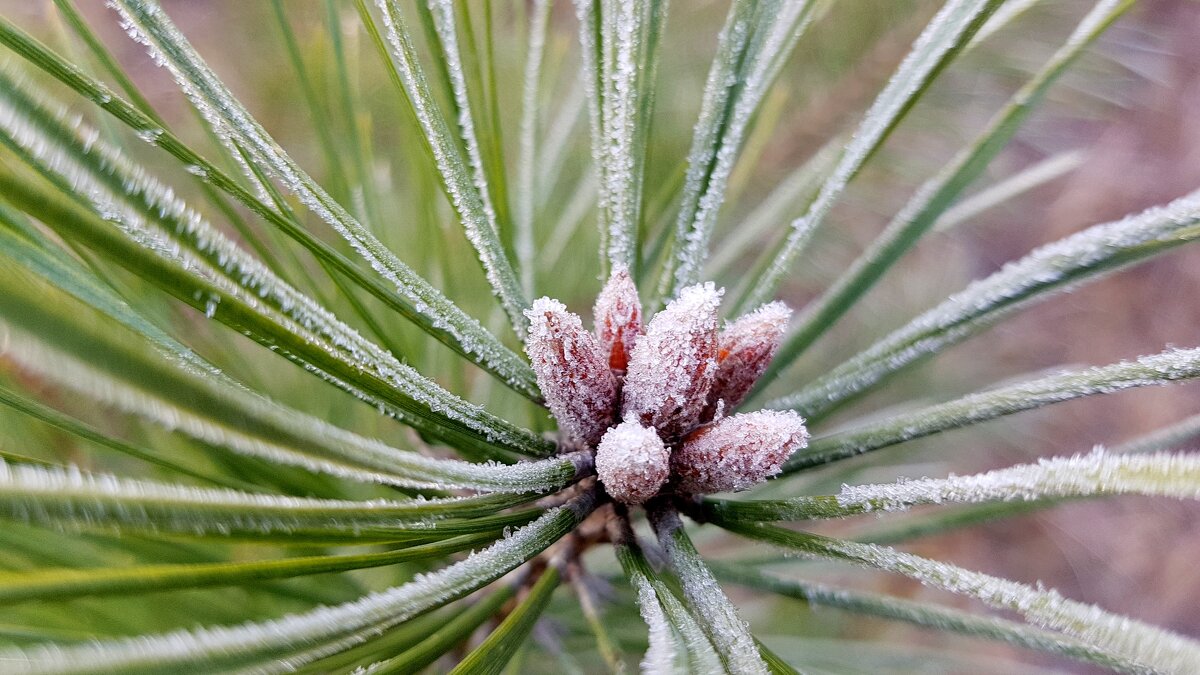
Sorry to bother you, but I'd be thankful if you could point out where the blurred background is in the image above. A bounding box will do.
[2,0,1199,671]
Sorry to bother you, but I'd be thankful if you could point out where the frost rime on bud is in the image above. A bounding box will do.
[704,302,791,419]
[524,298,618,447]
[595,420,670,504]
[593,264,643,374]
[622,283,722,440]
[672,410,808,494]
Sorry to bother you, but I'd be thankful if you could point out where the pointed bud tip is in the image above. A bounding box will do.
[720,302,791,351]
[744,301,792,326]
[670,282,724,315]
[704,301,792,417]
[595,420,670,504]
[672,410,808,494]
[594,265,643,374]
[524,296,617,448]
[526,296,566,321]
[622,282,724,438]
[608,262,632,280]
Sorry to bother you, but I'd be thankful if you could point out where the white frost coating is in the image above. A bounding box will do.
[351,662,388,675]
[673,410,808,494]
[837,448,1200,512]
[0,458,529,534]
[744,0,997,309]
[623,283,722,439]
[406,0,530,338]
[524,298,618,447]
[595,421,669,504]
[706,301,791,416]
[0,497,594,674]
[653,509,768,675]
[649,572,726,673]
[772,0,1131,386]
[673,0,820,293]
[108,0,535,392]
[666,0,754,294]
[426,0,499,232]
[0,75,546,456]
[804,537,1200,674]
[597,0,643,270]
[0,323,574,493]
[719,569,1148,672]
[632,573,679,674]
[593,264,643,374]
[776,189,1200,414]
[787,346,1200,470]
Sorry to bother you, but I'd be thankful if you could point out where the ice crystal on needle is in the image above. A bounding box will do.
[525,271,805,504]
[835,447,1200,511]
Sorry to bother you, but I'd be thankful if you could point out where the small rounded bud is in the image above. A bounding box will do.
[704,302,791,419]
[671,410,808,494]
[595,420,670,504]
[593,264,643,374]
[622,283,722,439]
[524,298,618,447]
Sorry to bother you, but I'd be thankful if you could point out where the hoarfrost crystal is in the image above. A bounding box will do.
[593,264,643,374]
[524,298,618,447]
[673,410,809,494]
[836,447,1200,511]
[632,574,678,674]
[705,301,791,418]
[595,420,670,504]
[622,282,722,439]
[526,270,802,502]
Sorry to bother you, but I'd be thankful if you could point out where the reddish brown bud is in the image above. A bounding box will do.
[595,420,670,504]
[671,410,808,494]
[621,283,722,439]
[703,302,791,419]
[524,298,618,447]
[593,264,643,374]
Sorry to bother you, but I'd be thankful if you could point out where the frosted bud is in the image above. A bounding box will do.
[595,420,670,504]
[593,264,643,374]
[671,410,808,494]
[621,283,722,439]
[703,302,791,419]
[524,298,618,447]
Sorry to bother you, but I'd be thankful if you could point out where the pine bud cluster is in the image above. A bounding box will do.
[524,266,807,504]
